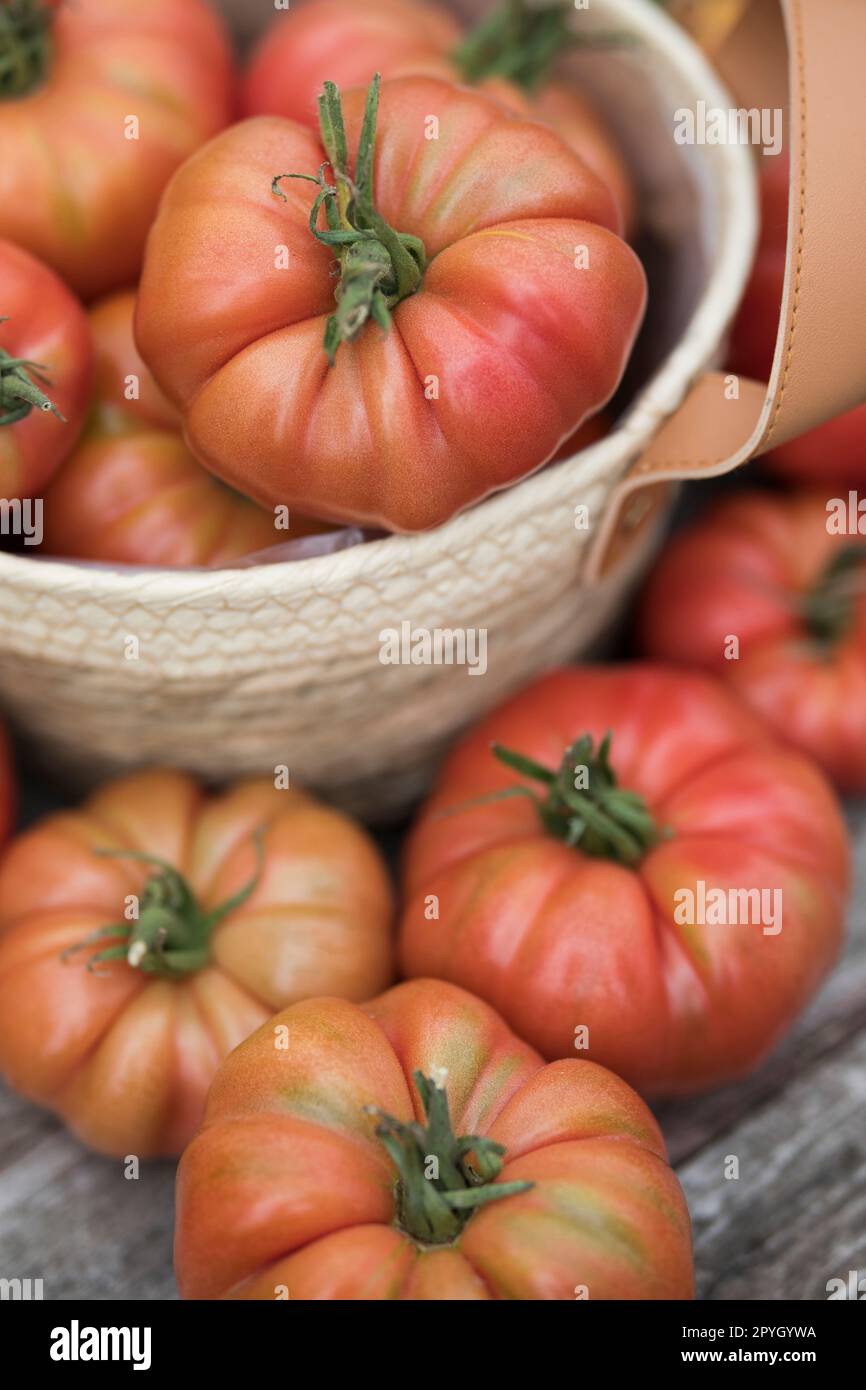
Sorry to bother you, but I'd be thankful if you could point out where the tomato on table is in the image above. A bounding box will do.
[0,238,92,501]
[41,292,325,567]
[240,0,636,236]
[175,978,694,1300]
[136,74,645,532]
[399,666,849,1093]
[639,490,866,791]
[0,769,395,1156]
[0,0,234,300]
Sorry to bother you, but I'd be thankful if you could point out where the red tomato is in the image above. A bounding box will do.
[240,0,636,235]
[0,238,92,500]
[639,490,866,791]
[0,769,395,1156]
[41,292,325,567]
[0,0,234,300]
[764,404,866,491]
[399,666,849,1093]
[728,158,866,486]
[175,978,694,1299]
[136,75,645,532]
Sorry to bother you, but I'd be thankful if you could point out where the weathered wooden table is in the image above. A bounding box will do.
[1,786,863,1301]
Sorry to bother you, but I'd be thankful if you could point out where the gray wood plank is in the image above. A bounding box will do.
[678,1028,866,1301]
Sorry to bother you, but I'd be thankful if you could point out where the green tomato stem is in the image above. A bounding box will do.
[489,733,670,867]
[0,0,54,100]
[801,543,866,648]
[0,327,65,427]
[369,1070,533,1246]
[272,74,426,365]
[62,833,265,980]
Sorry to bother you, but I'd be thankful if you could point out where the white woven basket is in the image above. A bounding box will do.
[0,0,757,819]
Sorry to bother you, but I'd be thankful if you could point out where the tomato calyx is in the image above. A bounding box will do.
[491,733,668,867]
[0,326,65,426]
[800,543,866,649]
[273,74,426,365]
[368,1069,532,1246]
[62,833,265,979]
[0,0,54,100]
[453,0,627,94]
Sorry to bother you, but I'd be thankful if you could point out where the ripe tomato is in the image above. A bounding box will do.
[0,0,234,300]
[399,666,849,1094]
[0,238,92,500]
[136,75,645,532]
[240,0,636,236]
[0,769,395,1156]
[175,978,694,1300]
[41,292,324,567]
[639,490,866,791]
[728,158,866,487]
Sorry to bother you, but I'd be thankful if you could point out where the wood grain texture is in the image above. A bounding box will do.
[0,804,863,1301]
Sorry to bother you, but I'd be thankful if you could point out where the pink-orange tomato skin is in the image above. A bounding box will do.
[136,78,646,532]
[239,0,636,235]
[399,666,849,1092]
[175,979,694,1300]
[639,491,866,791]
[0,239,92,500]
[41,291,324,567]
[0,770,395,1157]
[0,0,235,300]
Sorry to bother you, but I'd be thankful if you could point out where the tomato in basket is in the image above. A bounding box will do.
[41,292,326,568]
[240,0,636,236]
[0,0,234,300]
[136,74,646,532]
[0,238,91,501]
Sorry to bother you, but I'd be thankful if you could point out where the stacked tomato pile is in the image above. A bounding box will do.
[0,0,859,1302]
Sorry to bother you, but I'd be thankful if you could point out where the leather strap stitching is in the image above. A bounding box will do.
[764,0,806,447]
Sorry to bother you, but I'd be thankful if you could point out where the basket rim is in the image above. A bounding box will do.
[0,0,758,603]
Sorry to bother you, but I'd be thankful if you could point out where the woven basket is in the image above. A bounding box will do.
[0,0,757,819]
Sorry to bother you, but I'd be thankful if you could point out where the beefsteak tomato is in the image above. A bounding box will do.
[0,238,91,500]
[0,0,234,300]
[639,490,866,791]
[240,0,636,236]
[175,978,694,1300]
[136,75,645,531]
[41,292,324,567]
[0,769,395,1156]
[399,666,849,1093]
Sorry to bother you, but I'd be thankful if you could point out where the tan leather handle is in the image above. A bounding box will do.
[587,0,866,580]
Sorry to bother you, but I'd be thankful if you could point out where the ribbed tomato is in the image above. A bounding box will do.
[639,490,866,791]
[240,0,636,235]
[41,292,323,567]
[0,238,91,500]
[0,769,394,1156]
[0,0,234,300]
[136,75,645,531]
[175,978,694,1300]
[399,666,849,1093]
